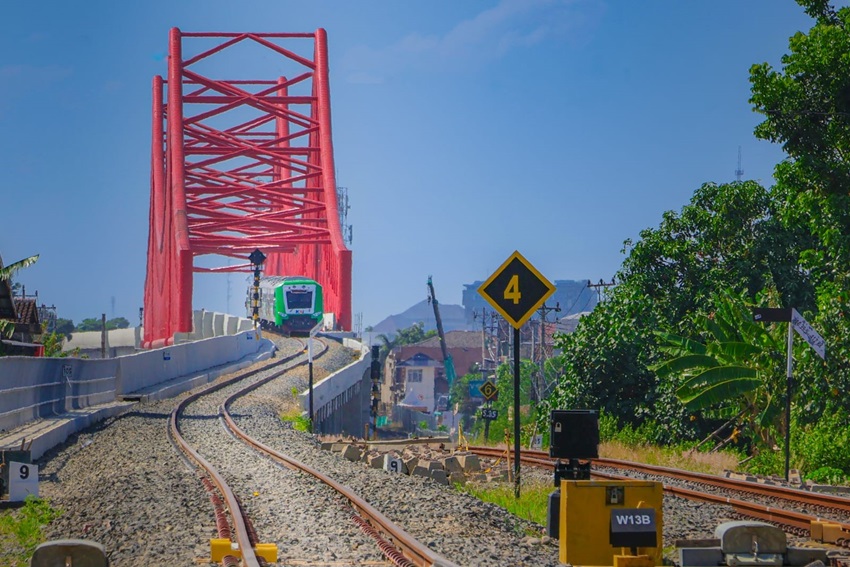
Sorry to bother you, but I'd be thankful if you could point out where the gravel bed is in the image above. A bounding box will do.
[33,335,305,566]
[176,338,387,566]
[22,335,792,567]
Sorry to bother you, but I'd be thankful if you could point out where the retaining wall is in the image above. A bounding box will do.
[301,337,371,436]
[0,327,272,434]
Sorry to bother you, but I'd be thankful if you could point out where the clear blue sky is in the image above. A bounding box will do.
[0,1,837,329]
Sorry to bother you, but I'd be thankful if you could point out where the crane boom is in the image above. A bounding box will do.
[427,276,457,396]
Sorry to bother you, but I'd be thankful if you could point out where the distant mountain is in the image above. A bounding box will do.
[369,299,472,336]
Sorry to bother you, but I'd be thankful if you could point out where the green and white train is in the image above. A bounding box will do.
[247,276,324,336]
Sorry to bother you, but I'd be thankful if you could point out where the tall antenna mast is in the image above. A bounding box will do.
[735,146,744,182]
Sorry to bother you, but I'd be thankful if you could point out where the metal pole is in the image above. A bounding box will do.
[785,322,793,482]
[309,335,314,433]
[101,314,107,359]
[513,326,521,499]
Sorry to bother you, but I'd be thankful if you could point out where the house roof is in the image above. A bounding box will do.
[415,330,481,349]
[397,352,438,367]
[14,299,39,325]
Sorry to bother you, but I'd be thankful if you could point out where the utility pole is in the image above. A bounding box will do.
[587,278,615,303]
[535,302,561,400]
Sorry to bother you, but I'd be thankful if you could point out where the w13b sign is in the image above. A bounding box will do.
[609,508,657,548]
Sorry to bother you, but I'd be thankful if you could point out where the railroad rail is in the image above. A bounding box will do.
[469,445,850,544]
[167,336,310,566]
[169,335,459,567]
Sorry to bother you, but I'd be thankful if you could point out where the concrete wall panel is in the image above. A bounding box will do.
[213,313,225,336]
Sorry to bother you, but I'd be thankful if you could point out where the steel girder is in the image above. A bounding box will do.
[143,28,352,348]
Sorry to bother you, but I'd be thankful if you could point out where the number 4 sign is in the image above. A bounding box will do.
[9,461,38,502]
[478,251,555,329]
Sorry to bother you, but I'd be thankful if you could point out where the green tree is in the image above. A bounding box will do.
[75,318,102,332]
[54,318,75,337]
[546,181,812,443]
[749,1,850,421]
[375,322,436,363]
[652,292,788,445]
[108,317,130,330]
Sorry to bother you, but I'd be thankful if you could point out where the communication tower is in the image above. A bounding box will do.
[735,146,744,182]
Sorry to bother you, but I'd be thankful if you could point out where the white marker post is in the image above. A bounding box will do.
[8,461,38,502]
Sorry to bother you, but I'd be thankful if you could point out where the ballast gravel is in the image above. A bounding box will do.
[24,337,761,566]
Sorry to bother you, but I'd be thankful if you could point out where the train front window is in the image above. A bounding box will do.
[285,289,313,310]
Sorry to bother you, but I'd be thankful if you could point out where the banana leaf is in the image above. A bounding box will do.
[651,354,718,377]
[0,255,39,281]
[676,366,760,408]
[705,341,763,363]
[654,331,707,356]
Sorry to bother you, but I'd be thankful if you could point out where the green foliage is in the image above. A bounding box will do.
[652,292,791,444]
[598,412,619,443]
[544,179,812,446]
[54,318,75,337]
[751,4,850,195]
[75,317,130,332]
[450,372,485,417]
[375,322,436,363]
[805,467,847,485]
[792,408,850,476]
[459,480,550,530]
[749,2,850,425]
[279,408,311,432]
[39,329,66,358]
[0,496,61,566]
[742,447,787,478]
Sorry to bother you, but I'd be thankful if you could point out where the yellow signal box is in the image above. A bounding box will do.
[559,480,663,566]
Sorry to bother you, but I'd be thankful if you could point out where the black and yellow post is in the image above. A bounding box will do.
[248,249,266,337]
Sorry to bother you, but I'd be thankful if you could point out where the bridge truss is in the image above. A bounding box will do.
[144,28,352,348]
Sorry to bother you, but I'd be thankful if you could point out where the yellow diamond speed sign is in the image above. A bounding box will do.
[478,251,555,329]
[479,380,498,401]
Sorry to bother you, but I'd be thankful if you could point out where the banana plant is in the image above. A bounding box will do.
[652,291,787,441]
[0,254,39,339]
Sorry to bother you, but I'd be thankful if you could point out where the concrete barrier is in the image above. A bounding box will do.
[300,338,371,435]
[0,323,271,442]
[0,358,65,432]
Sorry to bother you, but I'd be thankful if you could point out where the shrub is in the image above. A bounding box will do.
[793,409,850,478]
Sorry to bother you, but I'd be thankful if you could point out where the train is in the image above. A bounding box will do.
[247,275,324,336]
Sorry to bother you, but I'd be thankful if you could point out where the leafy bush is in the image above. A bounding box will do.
[742,447,786,477]
[806,466,847,485]
[793,409,850,477]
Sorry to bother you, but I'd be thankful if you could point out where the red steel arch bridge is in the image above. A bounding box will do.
[143,28,352,349]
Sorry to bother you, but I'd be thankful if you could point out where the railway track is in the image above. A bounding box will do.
[169,335,461,567]
[469,445,850,548]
